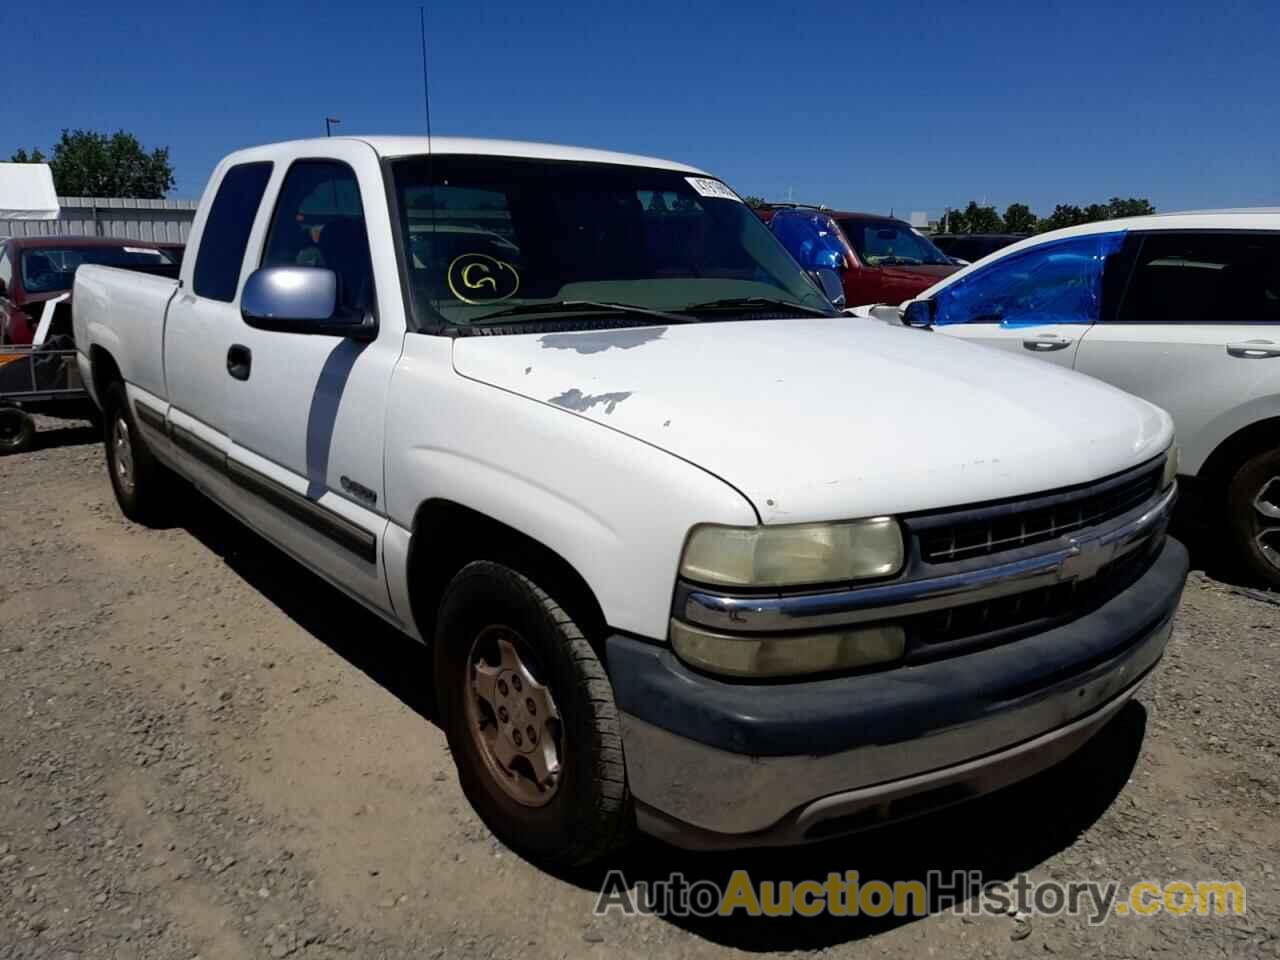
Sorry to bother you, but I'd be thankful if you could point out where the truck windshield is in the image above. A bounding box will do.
[390,155,834,328]
[836,219,953,268]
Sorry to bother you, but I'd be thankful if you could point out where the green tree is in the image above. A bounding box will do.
[9,130,175,198]
[959,200,1004,233]
[1082,203,1111,223]
[1106,196,1156,218]
[1002,202,1037,233]
[742,195,767,209]
[9,147,46,164]
[1037,203,1088,233]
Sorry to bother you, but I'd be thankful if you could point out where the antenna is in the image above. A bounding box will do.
[419,6,433,148]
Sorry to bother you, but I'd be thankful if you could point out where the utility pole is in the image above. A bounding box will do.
[325,117,341,137]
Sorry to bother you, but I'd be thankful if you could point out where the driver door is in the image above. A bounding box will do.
[932,234,1124,369]
[224,145,403,617]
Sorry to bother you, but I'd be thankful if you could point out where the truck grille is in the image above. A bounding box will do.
[916,463,1162,565]
[905,538,1160,659]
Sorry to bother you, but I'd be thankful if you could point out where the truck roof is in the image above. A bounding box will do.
[231,136,711,176]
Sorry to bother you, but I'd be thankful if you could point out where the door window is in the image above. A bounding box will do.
[1115,231,1280,323]
[262,160,374,317]
[192,162,273,302]
[0,247,11,296]
[933,232,1125,327]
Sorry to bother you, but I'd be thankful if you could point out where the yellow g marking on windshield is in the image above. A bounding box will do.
[447,253,521,304]
[462,262,497,292]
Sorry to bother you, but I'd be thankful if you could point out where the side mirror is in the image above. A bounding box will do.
[240,266,376,341]
[810,267,847,310]
[901,299,935,329]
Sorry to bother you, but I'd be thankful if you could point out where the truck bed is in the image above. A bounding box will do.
[73,264,179,407]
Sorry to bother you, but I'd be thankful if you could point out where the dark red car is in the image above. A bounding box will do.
[0,236,181,344]
[758,204,960,307]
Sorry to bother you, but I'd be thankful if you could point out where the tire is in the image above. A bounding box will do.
[0,407,35,455]
[434,561,632,867]
[1226,446,1280,588]
[102,382,170,526]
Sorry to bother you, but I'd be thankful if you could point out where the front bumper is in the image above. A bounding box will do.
[608,536,1188,849]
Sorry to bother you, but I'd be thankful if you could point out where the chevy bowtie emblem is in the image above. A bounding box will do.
[1058,537,1115,582]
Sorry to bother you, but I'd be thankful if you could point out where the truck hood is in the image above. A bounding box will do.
[451,319,1172,524]
[875,263,959,285]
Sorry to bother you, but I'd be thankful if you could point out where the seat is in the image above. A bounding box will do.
[317,219,373,313]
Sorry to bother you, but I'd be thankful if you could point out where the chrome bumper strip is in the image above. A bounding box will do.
[680,485,1176,634]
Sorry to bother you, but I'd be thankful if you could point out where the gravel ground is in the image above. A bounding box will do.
[1,418,1277,960]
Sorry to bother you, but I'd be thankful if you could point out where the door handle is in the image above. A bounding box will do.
[1023,336,1072,352]
[226,344,252,381]
[1227,340,1280,359]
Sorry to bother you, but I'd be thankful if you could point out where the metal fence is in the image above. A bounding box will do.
[0,197,198,243]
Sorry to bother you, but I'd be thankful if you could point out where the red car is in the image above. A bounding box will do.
[0,237,181,345]
[758,204,960,307]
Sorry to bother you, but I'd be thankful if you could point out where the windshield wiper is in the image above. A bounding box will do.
[681,296,834,317]
[471,300,694,325]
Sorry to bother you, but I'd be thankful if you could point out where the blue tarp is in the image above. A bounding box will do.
[769,209,847,272]
[933,231,1126,327]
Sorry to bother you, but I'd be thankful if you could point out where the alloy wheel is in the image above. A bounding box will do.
[1251,476,1280,571]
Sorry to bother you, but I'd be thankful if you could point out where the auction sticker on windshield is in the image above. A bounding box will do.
[685,177,741,202]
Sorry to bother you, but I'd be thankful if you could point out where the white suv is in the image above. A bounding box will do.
[887,210,1280,585]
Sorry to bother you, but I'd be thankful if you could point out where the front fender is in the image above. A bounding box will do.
[383,335,757,640]
[1185,394,1280,476]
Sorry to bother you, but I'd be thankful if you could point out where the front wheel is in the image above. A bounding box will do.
[434,561,632,867]
[1226,447,1280,588]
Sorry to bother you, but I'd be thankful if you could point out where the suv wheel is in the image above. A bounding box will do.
[434,561,632,867]
[1226,447,1280,588]
[102,382,170,526]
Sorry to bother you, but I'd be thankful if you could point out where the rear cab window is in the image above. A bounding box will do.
[193,162,274,302]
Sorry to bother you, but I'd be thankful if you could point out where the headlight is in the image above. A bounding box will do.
[671,620,905,678]
[679,517,904,588]
[1161,446,1179,491]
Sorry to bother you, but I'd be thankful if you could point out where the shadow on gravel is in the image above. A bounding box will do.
[1170,485,1278,594]
[30,420,99,452]
[175,483,1151,953]
[181,493,440,724]
[565,701,1148,952]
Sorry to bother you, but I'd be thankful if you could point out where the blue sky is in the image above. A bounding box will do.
[7,0,1278,217]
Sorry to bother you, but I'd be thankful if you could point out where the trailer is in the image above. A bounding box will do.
[0,342,94,453]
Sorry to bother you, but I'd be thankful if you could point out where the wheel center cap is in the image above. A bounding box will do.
[495,669,539,754]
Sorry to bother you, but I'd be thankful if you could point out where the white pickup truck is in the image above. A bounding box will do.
[74,136,1187,866]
